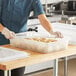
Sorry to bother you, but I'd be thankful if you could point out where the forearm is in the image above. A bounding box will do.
[38,14,63,38]
[38,14,53,33]
[0,23,4,32]
[0,23,16,39]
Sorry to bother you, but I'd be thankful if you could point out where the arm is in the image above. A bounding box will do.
[0,23,16,39]
[38,14,53,33]
[38,14,63,38]
[0,23,4,32]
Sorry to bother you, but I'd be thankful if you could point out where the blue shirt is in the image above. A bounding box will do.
[0,0,44,45]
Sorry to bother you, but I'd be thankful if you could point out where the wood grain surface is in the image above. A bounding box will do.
[0,45,76,71]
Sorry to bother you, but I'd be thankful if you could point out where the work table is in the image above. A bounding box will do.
[0,45,76,71]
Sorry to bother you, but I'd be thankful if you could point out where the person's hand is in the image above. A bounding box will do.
[1,27,16,39]
[50,31,63,38]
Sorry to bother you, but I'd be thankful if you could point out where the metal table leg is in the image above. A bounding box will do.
[4,71,8,76]
[64,57,68,76]
[4,70,11,76]
[53,59,58,76]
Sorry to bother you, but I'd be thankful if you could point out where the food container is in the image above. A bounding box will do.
[10,37,69,53]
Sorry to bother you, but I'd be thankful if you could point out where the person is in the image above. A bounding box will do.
[0,0,63,76]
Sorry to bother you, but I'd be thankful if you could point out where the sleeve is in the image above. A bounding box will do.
[32,0,45,17]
